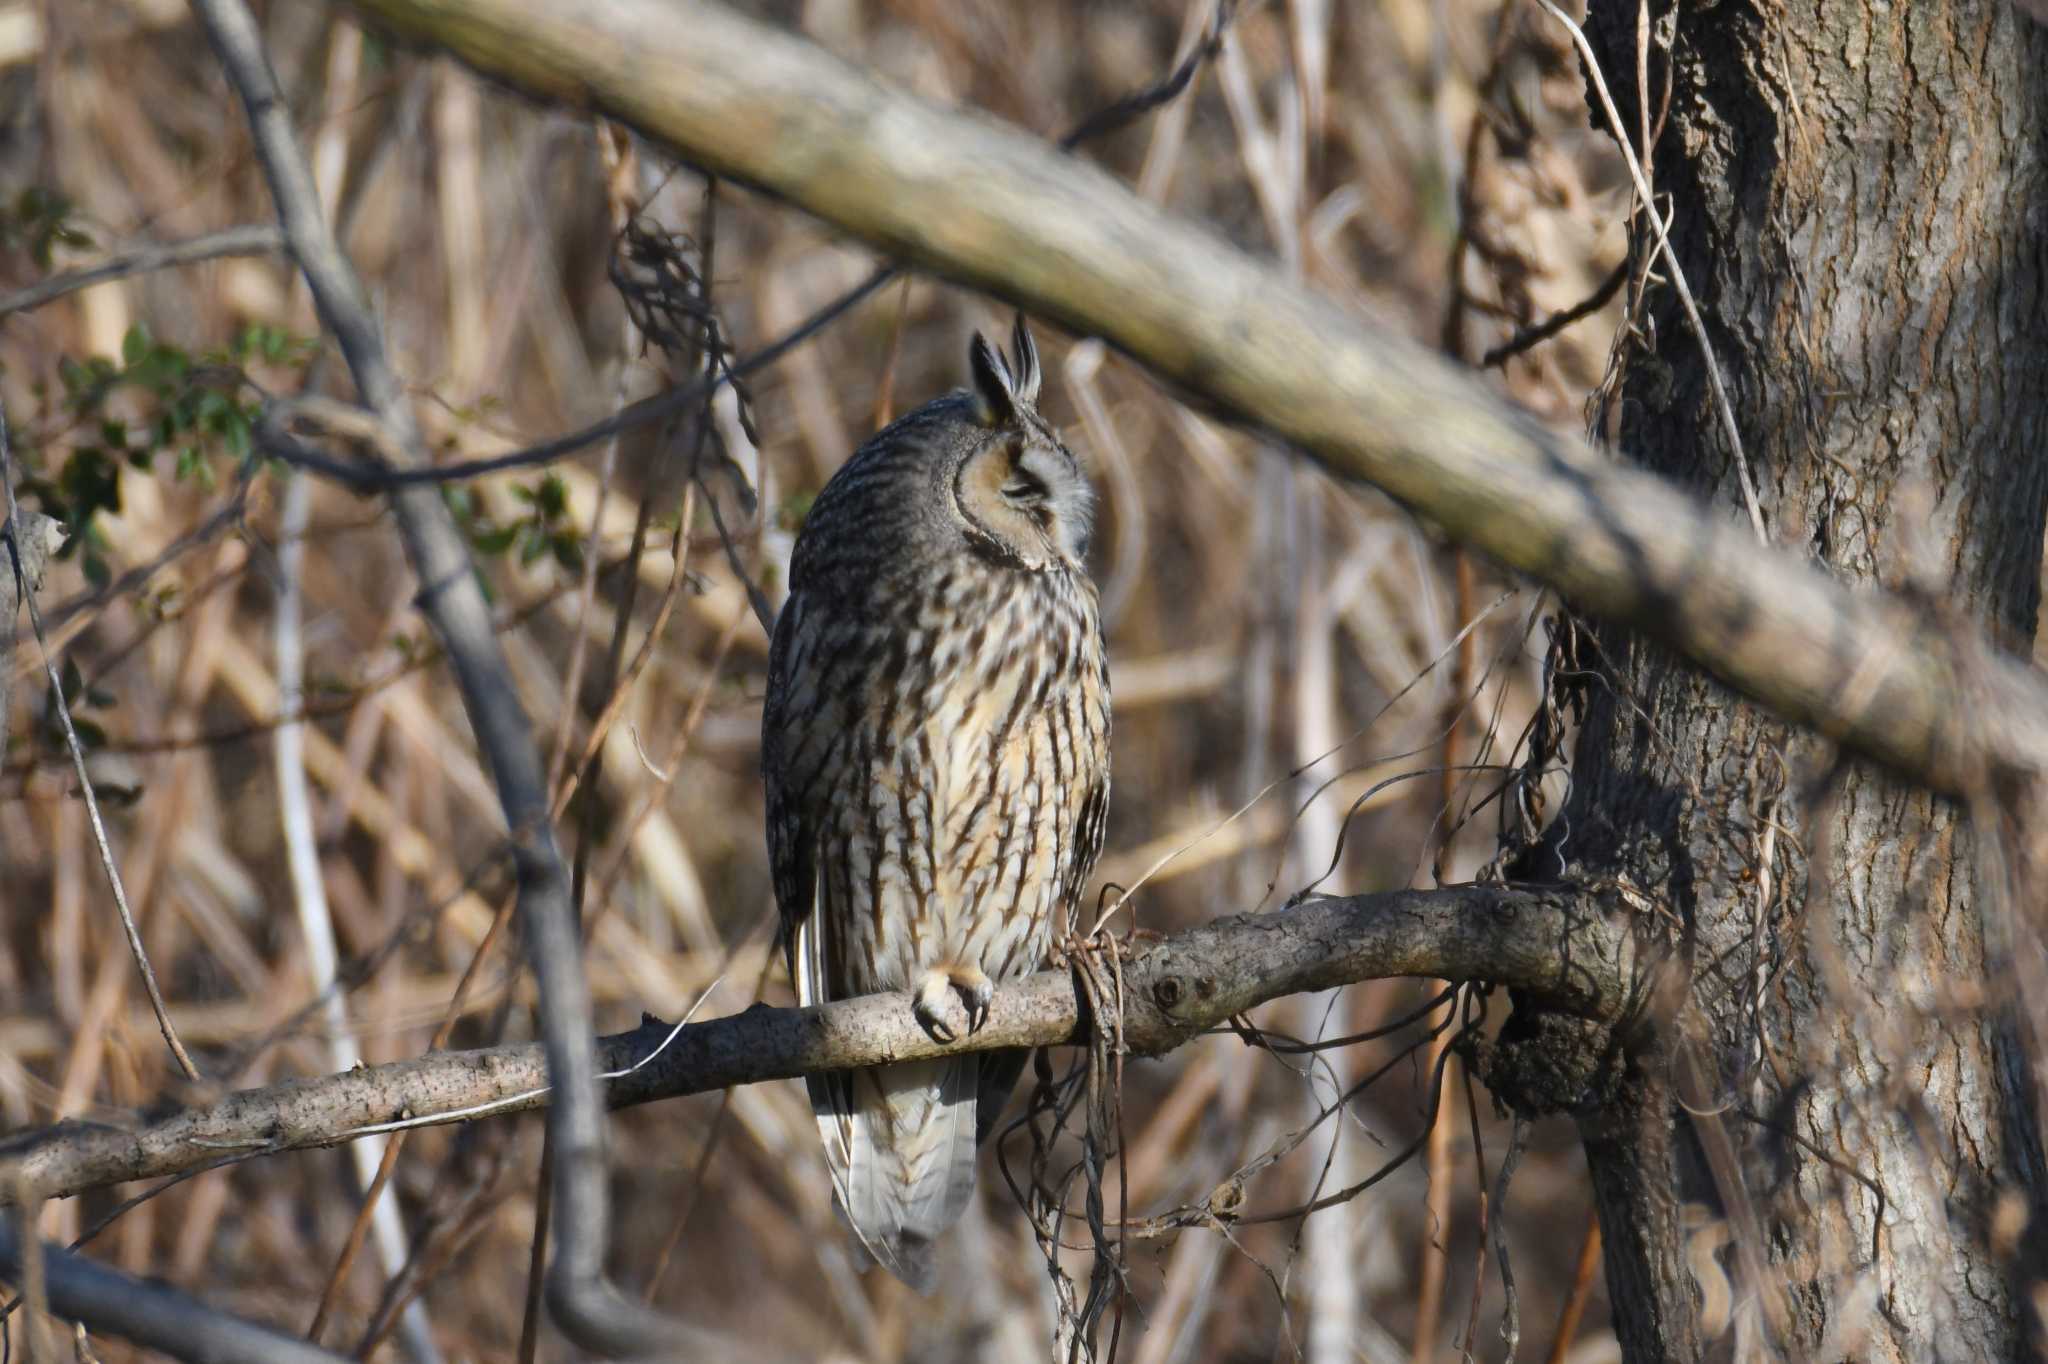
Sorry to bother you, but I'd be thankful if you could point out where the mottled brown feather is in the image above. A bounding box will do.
[762,323,1110,1289]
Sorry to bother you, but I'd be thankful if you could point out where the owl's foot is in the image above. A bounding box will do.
[913,965,996,1044]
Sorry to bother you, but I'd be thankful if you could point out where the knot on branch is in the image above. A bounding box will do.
[1147,968,1218,1014]
[1465,996,1631,1119]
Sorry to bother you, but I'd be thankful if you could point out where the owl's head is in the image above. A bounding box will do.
[947,317,1094,572]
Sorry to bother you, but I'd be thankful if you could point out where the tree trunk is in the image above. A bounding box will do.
[1502,3,2048,1359]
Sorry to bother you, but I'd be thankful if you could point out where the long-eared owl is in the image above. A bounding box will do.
[761,318,1111,1290]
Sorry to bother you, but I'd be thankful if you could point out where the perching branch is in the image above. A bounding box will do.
[3,883,1633,1207]
[337,0,2048,801]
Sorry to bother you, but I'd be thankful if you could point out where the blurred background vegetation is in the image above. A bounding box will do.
[1,1,1634,1358]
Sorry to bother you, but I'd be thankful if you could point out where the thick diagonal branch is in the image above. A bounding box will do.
[339,0,2048,798]
[5,884,1627,1206]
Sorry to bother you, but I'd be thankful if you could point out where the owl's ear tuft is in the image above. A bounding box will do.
[1008,315,1042,408]
[969,330,1019,426]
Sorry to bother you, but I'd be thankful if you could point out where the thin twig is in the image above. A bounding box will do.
[516,1135,554,1364]
[869,274,914,429]
[5,563,622,774]
[583,603,745,940]
[36,480,252,636]
[6,1185,50,1363]
[550,483,697,822]
[1480,257,1630,368]
[260,263,897,492]
[1532,0,1768,546]
[1054,0,1237,152]
[304,865,523,1340]
[1541,1212,1602,1364]
[0,224,286,319]
[546,126,646,797]
[0,401,202,1082]
[641,923,776,1303]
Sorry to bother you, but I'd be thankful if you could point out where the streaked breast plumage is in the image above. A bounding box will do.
[761,317,1111,1291]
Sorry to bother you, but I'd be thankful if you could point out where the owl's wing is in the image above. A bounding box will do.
[767,799,815,990]
[763,592,822,988]
[1064,776,1112,924]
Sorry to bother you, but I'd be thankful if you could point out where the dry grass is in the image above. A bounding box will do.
[1,1,1630,1359]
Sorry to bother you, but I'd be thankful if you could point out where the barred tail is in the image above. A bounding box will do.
[808,1057,979,1293]
[795,919,980,1290]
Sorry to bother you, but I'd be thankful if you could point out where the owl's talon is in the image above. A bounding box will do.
[914,972,961,1044]
[913,966,996,1043]
[961,976,994,1034]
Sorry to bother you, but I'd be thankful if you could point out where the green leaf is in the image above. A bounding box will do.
[222,409,251,460]
[536,473,569,521]
[550,530,584,571]
[123,341,188,395]
[471,523,519,555]
[58,448,121,522]
[121,323,152,368]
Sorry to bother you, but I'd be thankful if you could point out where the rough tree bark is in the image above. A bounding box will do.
[1492,4,2048,1360]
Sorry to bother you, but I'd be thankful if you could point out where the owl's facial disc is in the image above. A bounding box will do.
[1008,441,1093,561]
[954,435,1092,569]
[949,321,1092,570]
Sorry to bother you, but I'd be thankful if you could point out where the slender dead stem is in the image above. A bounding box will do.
[1542,1212,1604,1364]
[277,469,426,1352]
[0,401,202,1083]
[1532,0,1767,545]
[0,224,286,319]
[551,479,699,823]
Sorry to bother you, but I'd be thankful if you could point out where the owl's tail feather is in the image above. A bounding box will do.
[809,1056,979,1294]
